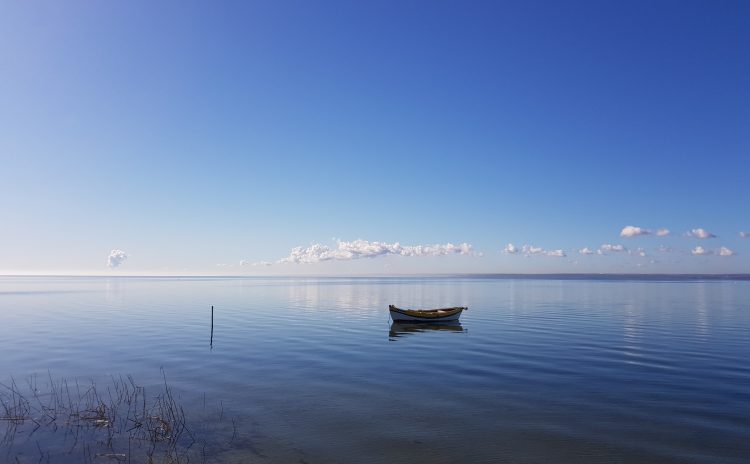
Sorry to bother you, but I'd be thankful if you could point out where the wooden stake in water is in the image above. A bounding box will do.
[210,305,214,348]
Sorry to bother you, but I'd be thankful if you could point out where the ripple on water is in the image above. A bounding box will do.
[1,276,749,463]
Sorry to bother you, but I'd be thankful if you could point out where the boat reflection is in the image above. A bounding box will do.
[388,321,466,340]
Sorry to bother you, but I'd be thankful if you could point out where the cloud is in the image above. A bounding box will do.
[107,249,128,268]
[691,246,711,256]
[719,247,735,257]
[503,243,519,254]
[278,240,474,264]
[521,245,545,255]
[740,231,749,238]
[509,244,566,257]
[685,228,716,239]
[656,244,673,253]
[600,244,626,253]
[578,247,595,255]
[240,259,272,266]
[620,226,672,238]
[620,226,650,237]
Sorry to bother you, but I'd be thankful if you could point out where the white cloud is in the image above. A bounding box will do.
[521,245,545,255]
[685,228,716,239]
[241,259,272,267]
[739,231,749,238]
[620,226,673,238]
[691,246,711,256]
[578,247,595,255]
[278,240,474,264]
[511,244,566,257]
[503,243,519,254]
[600,244,626,253]
[107,249,128,268]
[620,226,650,237]
[719,247,735,257]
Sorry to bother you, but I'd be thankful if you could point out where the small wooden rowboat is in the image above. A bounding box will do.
[388,304,467,322]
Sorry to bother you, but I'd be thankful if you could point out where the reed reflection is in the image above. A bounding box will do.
[388,321,466,340]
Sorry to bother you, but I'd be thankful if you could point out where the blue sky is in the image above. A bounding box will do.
[1,1,748,275]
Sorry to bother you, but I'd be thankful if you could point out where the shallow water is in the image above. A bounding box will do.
[1,276,749,463]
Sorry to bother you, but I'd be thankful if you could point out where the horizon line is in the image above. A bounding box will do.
[2,273,750,280]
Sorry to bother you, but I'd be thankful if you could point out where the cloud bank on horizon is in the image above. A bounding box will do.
[498,224,739,264]
[233,224,740,271]
[270,240,474,265]
[107,249,128,268]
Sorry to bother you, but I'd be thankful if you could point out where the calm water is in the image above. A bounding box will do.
[1,276,749,463]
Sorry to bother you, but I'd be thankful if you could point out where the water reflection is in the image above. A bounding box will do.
[286,280,386,314]
[694,282,709,341]
[105,277,123,305]
[388,321,466,340]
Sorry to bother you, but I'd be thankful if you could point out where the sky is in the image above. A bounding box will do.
[1,0,749,275]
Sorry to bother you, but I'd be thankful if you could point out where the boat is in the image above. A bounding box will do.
[388,304,467,322]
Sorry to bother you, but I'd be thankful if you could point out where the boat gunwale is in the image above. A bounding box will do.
[388,305,467,319]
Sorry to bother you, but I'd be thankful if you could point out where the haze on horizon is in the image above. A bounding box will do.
[1,1,748,276]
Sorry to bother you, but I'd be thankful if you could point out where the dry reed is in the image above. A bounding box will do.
[0,371,217,463]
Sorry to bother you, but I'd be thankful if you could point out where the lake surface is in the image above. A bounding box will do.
[1,276,749,463]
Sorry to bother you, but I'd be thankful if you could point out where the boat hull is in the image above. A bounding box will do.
[388,305,466,322]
